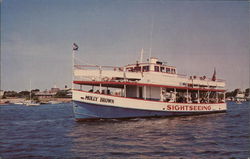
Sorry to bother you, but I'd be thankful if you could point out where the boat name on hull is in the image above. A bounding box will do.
[81,95,114,104]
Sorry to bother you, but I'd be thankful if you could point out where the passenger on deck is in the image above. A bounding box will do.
[107,89,111,95]
[201,98,206,103]
[177,96,184,103]
[192,97,198,103]
[219,98,225,103]
[95,90,100,93]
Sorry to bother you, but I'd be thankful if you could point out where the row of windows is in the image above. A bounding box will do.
[126,65,176,74]
[155,66,176,74]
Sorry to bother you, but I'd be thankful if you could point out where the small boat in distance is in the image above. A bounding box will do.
[235,101,242,104]
[25,80,40,106]
[72,45,227,121]
[25,100,40,106]
[13,102,24,105]
[49,101,61,104]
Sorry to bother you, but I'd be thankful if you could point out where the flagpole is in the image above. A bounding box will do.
[72,49,75,91]
[72,43,78,103]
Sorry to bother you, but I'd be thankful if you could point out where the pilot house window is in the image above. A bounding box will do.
[142,66,149,72]
[160,67,165,72]
[166,68,170,73]
[155,66,159,72]
[171,69,176,74]
[135,66,141,72]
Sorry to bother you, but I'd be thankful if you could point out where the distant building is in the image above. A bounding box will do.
[51,87,60,93]
[34,86,60,99]
[0,90,4,98]
[33,85,74,99]
[35,91,56,99]
[235,91,246,102]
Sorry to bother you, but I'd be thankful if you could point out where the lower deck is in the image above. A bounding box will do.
[74,82,226,104]
[72,85,227,120]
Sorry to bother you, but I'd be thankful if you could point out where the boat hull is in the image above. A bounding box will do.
[72,90,227,121]
[73,101,226,121]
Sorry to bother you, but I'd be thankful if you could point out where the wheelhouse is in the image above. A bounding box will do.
[125,57,177,74]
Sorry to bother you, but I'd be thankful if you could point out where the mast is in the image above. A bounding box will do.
[149,16,154,59]
[72,50,75,91]
[140,48,144,63]
[29,80,31,101]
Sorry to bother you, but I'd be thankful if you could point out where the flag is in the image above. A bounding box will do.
[73,43,79,51]
[212,68,216,81]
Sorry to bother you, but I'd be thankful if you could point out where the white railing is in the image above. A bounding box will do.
[73,65,226,88]
[75,65,124,71]
[74,65,143,81]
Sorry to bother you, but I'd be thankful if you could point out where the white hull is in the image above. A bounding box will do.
[73,90,227,120]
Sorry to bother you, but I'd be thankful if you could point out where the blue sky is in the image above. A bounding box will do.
[1,0,249,91]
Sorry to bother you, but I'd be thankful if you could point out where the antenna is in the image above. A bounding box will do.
[149,16,154,59]
[140,48,144,63]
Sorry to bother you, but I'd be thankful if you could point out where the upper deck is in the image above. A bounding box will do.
[73,57,226,91]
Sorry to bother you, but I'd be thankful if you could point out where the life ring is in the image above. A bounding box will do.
[103,77,110,81]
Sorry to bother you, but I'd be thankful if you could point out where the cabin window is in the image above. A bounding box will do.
[135,66,141,72]
[166,68,170,73]
[160,67,165,72]
[139,87,143,98]
[171,69,176,74]
[142,66,149,72]
[173,69,176,74]
[154,66,159,72]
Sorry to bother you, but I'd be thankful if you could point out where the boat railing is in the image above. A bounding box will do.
[187,75,226,83]
[74,65,226,85]
[74,64,143,81]
[176,74,187,79]
[214,79,226,82]
[205,78,226,83]
[74,65,124,71]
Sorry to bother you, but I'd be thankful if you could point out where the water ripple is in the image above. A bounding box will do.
[0,102,249,158]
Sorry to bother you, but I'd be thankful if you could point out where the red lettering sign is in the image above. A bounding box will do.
[165,105,212,111]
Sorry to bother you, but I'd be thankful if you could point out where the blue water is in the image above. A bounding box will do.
[0,102,249,159]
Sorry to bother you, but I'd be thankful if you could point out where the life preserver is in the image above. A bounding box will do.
[103,77,109,81]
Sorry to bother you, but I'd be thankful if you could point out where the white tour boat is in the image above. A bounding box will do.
[72,44,227,121]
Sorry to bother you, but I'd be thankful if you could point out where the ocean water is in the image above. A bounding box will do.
[0,102,249,159]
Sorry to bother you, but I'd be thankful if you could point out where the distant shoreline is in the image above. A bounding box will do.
[0,97,71,105]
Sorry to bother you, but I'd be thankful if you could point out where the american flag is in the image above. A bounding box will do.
[212,68,216,81]
[73,43,79,51]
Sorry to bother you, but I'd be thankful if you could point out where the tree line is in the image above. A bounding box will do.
[2,89,71,99]
[226,88,249,98]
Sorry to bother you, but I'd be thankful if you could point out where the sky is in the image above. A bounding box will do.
[1,0,249,91]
